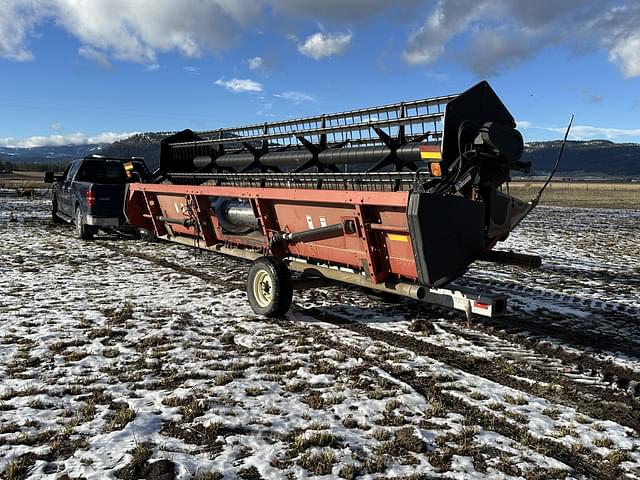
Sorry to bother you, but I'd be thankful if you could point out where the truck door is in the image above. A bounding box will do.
[60,160,81,216]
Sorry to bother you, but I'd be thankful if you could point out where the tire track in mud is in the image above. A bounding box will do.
[460,276,640,318]
[457,277,640,360]
[365,292,640,396]
[437,317,640,395]
[274,317,624,480]
[98,235,640,397]
[96,241,232,288]
[299,306,640,434]
[54,221,639,385]
[319,285,640,404]
[91,235,627,478]
[93,238,640,433]
[101,226,640,395]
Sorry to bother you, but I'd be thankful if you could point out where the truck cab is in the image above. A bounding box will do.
[46,155,149,239]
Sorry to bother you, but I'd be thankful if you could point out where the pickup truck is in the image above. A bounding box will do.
[45,155,149,239]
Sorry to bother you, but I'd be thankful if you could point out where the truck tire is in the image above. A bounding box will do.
[246,257,293,317]
[52,199,64,224]
[75,207,94,240]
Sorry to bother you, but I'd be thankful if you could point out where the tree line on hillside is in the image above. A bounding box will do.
[0,133,167,172]
[104,133,164,170]
[0,159,71,173]
[3,136,640,176]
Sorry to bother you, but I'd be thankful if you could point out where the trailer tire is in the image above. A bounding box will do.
[247,257,293,318]
[75,207,94,240]
[138,228,157,242]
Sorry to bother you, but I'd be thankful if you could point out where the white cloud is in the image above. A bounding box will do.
[274,91,315,103]
[248,56,264,70]
[183,65,200,74]
[78,45,111,68]
[50,122,63,131]
[298,31,352,60]
[2,0,640,80]
[0,131,136,148]
[608,32,640,78]
[0,0,49,61]
[87,131,137,144]
[1,0,260,63]
[270,0,421,21]
[247,55,276,73]
[215,78,263,93]
[546,125,640,140]
[515,120,640,141]
[402,0,640,78]
[145,63,160,71]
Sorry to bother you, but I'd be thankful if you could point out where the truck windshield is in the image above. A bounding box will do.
[76,159,126,184]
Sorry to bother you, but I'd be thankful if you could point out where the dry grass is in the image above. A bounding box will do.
[593,436,615,448]
[102,302,134,323]
[372,428,392,441]
[338,463,361,479]
[503,394,528,406]
[469,390,490,401]
[607,449,633,465]
[107,406,136,432]
[213,372,237,386]
[543,406,560,420]
[292,431,342,451]
[192,471,224,480]
[509,181,640,209]
[553,424,578,438]
[244,386,265,397]
[298,449,336,475]
[4,454,36,480]
[302,392,324,409]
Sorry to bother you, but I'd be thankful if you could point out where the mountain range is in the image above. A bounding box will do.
[2,135,639,177]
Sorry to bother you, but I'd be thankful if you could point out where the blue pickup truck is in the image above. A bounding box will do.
[45,155,149,239]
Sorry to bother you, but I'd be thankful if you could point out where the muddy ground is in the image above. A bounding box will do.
[0,194,639,479]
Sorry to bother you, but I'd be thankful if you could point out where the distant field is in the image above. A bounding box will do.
[504,181,640,209]
[0,171,46,190]
[1,172,638,209]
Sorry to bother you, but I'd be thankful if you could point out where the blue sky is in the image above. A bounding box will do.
[1,0,640,147]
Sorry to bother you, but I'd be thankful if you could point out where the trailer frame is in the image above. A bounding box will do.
[125,182,507,318]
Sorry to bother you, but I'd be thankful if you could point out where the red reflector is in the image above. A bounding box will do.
[473,301,490,310]
[86,190,96,208]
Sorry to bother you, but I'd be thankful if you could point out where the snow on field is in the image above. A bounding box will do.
[1,194,640,479]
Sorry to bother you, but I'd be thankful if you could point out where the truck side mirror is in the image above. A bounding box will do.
[44,171,54,183]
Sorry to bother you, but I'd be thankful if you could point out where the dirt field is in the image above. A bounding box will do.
[1,194,639,479]
[509,181,640,209]
[0,171,47,191]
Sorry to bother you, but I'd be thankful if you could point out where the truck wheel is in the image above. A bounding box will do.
[247,257,293,317]
[75,207,94,240]
[52,199,64,224]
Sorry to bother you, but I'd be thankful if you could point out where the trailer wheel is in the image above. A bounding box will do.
[75,207,94,240]
[138,228,157,242]
[247,257,293,317]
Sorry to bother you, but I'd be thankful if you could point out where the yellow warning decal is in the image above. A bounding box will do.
[419,145,442,160]
[420,151,442,160]
[388,233,409,242]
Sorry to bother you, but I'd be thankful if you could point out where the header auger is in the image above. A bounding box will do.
[125,81,540,318]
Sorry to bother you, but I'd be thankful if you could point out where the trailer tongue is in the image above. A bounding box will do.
[125,81,538,318]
